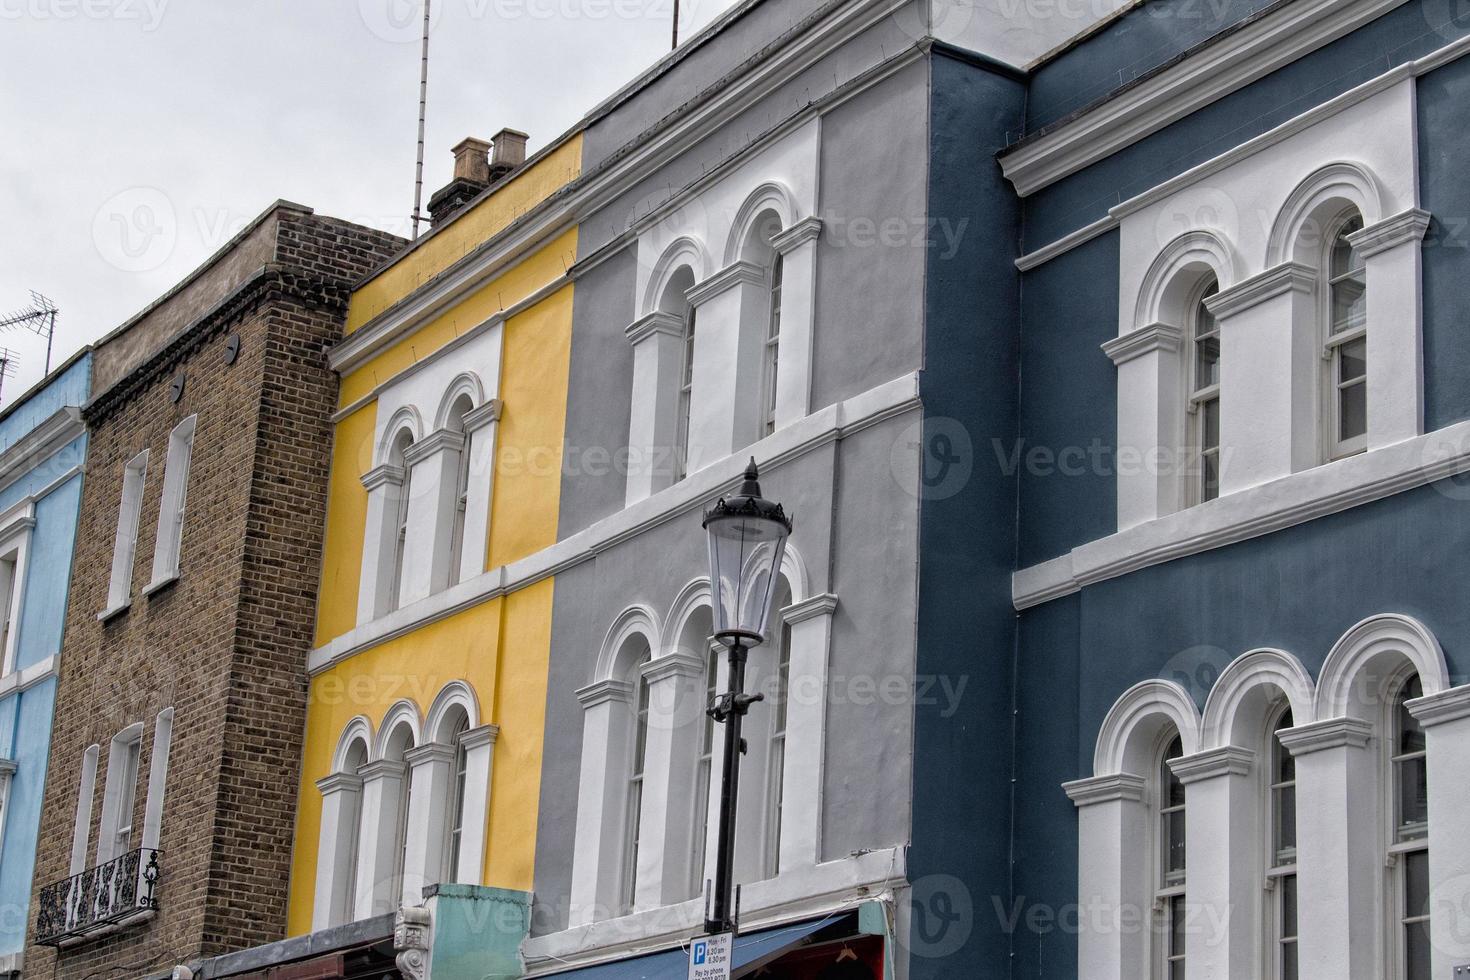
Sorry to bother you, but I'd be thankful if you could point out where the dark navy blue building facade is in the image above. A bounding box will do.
[914,2,1470,978]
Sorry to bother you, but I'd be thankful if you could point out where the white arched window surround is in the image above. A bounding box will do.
[1263,161,1430,467]
[394,374,499,603]
[1066,679,1202,980]
[353,701,419,920]
[625,239,708,503]
[1194,649,1316,979]
[358,409,422,624]
[1107,230,1238,529]
[569,606,661,925]
[412,680,495,891]
[314,718,372,930]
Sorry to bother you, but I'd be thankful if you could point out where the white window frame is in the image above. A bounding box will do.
[444,715,470,883]
[1185,276,1222,507]
[762,618,791,880]
[1322,210,1369,461]
[1154,732,1186,980]
[690,644,717,899]
[0,504,35,676]
[148,416,196,590]
[1385,671,1430,980]
[621,656,652,914]
[1263,703,1299,980]
[673,307,696,483]
[98,723,144,864]
[0,758,17,852]
[104,450,149,616]
[760,254,784,439]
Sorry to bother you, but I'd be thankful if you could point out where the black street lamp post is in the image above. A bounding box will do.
[702,459,792,937]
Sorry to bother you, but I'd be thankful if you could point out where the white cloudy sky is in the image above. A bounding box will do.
[0,0,737,401]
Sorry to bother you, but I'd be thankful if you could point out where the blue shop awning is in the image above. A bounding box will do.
[548,912,850,980]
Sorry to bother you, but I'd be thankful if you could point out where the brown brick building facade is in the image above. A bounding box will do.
[26,204,403,979]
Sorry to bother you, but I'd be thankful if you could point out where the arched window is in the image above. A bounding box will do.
[1156,733,1186,980]
[339,738,368,923]
[444,395,474,587]
[762,253,784,438]
[1188,277,1221,504]
[1388,674,1429,979]
[388,429,415,611]
[762,613,791,879]
[621,650,652,913]
[691,642,718,900]
[674,306,696,482]
[1267,705,1298,980]
[445,712,471,883]
[1326,211,1367,459]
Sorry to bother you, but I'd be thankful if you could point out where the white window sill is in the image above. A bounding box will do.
[142,574,178,598]
[1014,422,1470,609]
[97,602,130,623]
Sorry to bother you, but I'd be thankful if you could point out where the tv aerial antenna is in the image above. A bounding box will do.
[0,349,18,405]
[0,291,58,376]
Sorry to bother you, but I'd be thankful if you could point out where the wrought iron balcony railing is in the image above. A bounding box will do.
[36,848,160,946]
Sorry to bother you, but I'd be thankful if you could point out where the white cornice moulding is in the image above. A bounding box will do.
[459,723,499,750]
[316,772,364,795]
[998,0,1415,197]
[1169,745,1254,784]
[0,407,84,495]
[1062,772,1146,806]
[463,399,503,432]
[771,216,824,254]
[575,679,633,708]
[624,311,685,347]
[1205,262,1316,320]
[1014,35,1470,271]
[309,373,919,675]
[781,593,839,625]
[333,0,912,375]
[521,846,905,973]
[1100,322,1182,366]
[360,463,405,492]
[1348,208,1432,258]
[642,651,706,684]
[1277,717,1373,755]
[402,428,466,466]
[686,261,766,307]
[0,653,57,699]
[1013,419,1470,609]
[1408,684,1470,728]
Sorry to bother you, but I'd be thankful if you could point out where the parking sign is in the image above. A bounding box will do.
[688,932,733,980]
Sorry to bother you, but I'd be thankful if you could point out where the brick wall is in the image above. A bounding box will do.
[26,210,402,979]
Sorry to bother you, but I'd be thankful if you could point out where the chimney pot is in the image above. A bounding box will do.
[451,137,492,184]
[490,128,529,173]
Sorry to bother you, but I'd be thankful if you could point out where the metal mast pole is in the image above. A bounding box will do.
[706,639,761,936]
[410,0,432,239]
[671,0,679,48]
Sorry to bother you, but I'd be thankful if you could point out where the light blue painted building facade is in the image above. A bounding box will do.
[0,354,89,974]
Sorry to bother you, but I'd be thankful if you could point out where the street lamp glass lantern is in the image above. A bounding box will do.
[703,459,792,647]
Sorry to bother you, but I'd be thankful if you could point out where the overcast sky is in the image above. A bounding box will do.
[0,0,738,402]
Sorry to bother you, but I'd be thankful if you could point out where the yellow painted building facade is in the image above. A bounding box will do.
[285,134,582,938]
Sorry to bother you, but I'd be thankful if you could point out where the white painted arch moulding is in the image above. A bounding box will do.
[1092,677,1202,777]
[1313,612,1449,721]
[1130,229,1240,329]
[1199,647,1316,749]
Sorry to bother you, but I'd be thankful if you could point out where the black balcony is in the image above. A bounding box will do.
[36,848,160,947]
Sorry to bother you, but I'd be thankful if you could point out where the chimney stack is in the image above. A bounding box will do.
[489,129,529,181]
[451,137,492,184]
[427,129,529,227]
